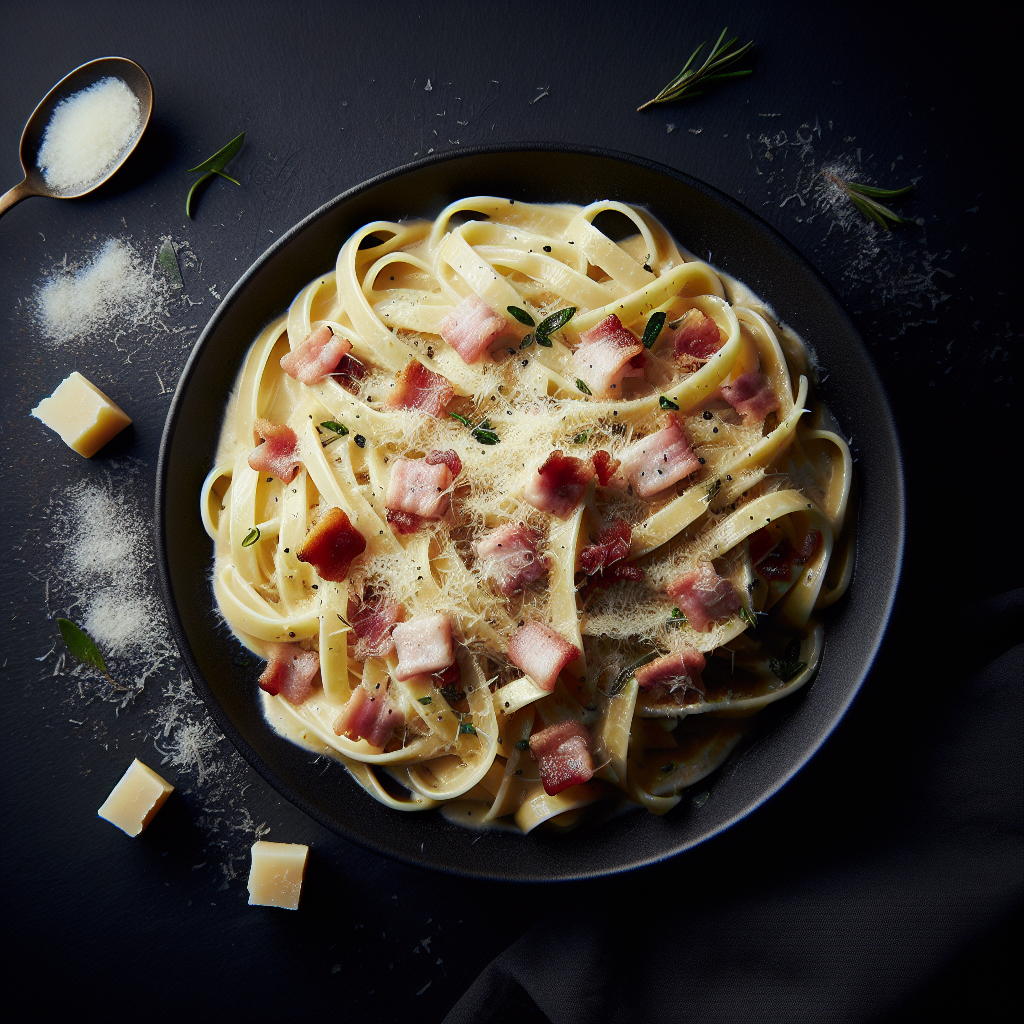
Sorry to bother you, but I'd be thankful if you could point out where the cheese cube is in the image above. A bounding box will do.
[247,841,309,910]
[32,371,132,457]
[98,759,174,837]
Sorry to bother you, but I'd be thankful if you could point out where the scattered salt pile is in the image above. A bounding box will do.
[36,77,141,192]
[34,237,171,346]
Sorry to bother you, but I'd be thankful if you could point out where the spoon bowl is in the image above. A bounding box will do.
[0,56,152,218]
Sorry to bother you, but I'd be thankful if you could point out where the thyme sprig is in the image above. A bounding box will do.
[638,28,754,111]
[826,174,914,230]
[450,411,500,445]
[186,132,245,218]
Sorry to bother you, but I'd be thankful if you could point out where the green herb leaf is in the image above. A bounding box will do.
[739,606,758,629]
[449,411,473,428]
[459,721,477,735]
[187,132,246,175]
[603,649,659,697]
[572,430,590,444]
[507,305,536,327]
[768,658,807,682]
[320,420,349,436]
[417,695,433,705]
[241,527,260,547]
[667,607,688,627]
[472,428,501,445]
[659,395,680,410]
[642,311,667,349]
[157,238,184,289]
[440,684,466,703]
[519,332,535,349]
[57,618,108,675]
[704,479,721,504]
[638,28,754,110]
[535,334,553,348]
[537,306,576,337]
[575,378,593,395]
[186,133,245,218]
[826,173,914,230]
[515,739,530,751]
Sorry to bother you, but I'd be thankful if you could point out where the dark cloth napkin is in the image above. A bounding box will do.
[445,590,1022,1023]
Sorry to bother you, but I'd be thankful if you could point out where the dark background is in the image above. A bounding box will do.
[1,3,1020,1022]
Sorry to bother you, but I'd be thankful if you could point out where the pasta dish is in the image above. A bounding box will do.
[201,197,854,833]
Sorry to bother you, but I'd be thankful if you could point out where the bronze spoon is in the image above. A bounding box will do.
[0,56,153,219]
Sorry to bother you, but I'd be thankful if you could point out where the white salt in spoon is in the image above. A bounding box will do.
[0,56,152,219]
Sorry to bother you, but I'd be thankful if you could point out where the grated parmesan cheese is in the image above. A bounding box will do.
[36,77,142,192]
[34,238,170,346]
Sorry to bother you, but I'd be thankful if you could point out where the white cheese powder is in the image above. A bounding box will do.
[36,77,142,192]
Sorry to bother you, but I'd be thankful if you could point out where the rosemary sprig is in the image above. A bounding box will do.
[826,174,914,230]
[186,132,245,218]
[638,28,754,111]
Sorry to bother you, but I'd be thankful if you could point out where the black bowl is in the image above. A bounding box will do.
[156,146,904,881]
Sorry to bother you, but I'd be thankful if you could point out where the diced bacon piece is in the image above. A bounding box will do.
[617,415,701,497]
[507,621,580,691]
[333,685,403,747]
[392,613,455,681]
[667,561,741,632]
[385,457,454,527]
[719,371,780,424]
[606,563,643,583]
[385,508,423,535]
[475,523,547,595]
[425,449,463,477]
[348,596,404,660]
[279,325,353,385]
[592,449,620,487]
[580,518,631,575]
[258,643,320,706]
[529,720,595,796]
[756,529,823,582]
[439,295,506,364]
[248,418,301,483]
[634,649,706,695]
[296,507,366,582]
[572,314,646,398]
[434,660,462,691]
[388,360,456,417]
[523,450,594,519]
[674,309,722,360]
[333,353,367,394]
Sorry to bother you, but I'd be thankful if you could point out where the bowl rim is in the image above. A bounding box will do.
[155,142,904,881]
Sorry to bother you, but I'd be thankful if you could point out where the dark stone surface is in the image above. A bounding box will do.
[2,3,1020,1021]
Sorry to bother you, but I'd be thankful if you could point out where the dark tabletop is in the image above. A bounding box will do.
[2,3,1020,1022]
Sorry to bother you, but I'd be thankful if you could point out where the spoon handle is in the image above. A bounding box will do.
[0,179,36,219]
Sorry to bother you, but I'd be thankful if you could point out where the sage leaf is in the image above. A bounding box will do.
[57,618,108,675]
